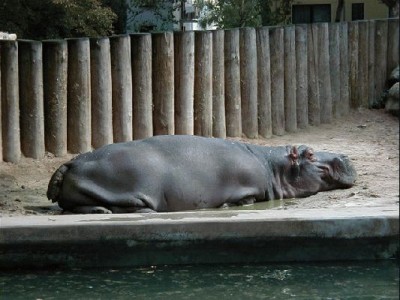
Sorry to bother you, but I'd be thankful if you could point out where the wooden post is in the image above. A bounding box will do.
[307,24,320,125]
[90,37,113,148]
[212,30,226,138]
[131,34,153,139]
[367,20,376,108]
[0,45,2,161]
[240,27,258,138]
[374,20,388,103]
[348,21,359,108]
[269,27,285,135]
[358,21,369,108]
[339,22,350,115]
[256,27,272,138]
[174,31,194,135]
[152,32,174,135]
[387,18,399,77]
[284,26,297,133]
[295,24,308,128]
[110,34,133,142]
[1,41,21,163]
[194,31,213,137]
[317,23,332,123]
[43,40,68,157]
[67,38,91,153]
[18,40,45,159]
[224,28,241,137]
[329,23,341,118]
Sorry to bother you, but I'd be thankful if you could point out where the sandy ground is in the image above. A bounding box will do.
[0,108,398,217]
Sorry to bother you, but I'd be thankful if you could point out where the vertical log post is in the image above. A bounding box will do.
[284,26,297,132]
[256,27,272,138]
[194,31,213,137]
[295,24,308,128]
[131,34,153,139]
[224,29,241,137]
[90,37,113,148]
[240,27,258,138]
[374,20,388,103]
[152,32,174,135]
[18,40,45,159]
[174,31,194,135]
[43,40,68,157]
[307,24,320,125]
[1,41,21,163]
[348,21,359,108]
[110,34,132,142]
[67,38,91,153]
[212,30,226,138]
[358,21,369,108]
[339,22,350,115]
[329,23,341,118]
[317,23,332,123]
[367,20,376,108]
[269,27,285,136]
[387,18,399,77]
[0,44,2,161]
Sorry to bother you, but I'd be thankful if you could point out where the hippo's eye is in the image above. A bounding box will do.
[305,149,316,161]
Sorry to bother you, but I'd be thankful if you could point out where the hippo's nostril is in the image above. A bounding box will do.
[317,165,330,177]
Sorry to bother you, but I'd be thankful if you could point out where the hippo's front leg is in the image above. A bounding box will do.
[109,206,156,213]
[219,196,256,208]
[67,206,112,214]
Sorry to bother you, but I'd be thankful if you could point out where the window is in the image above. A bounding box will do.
[292,4,331,24]
[352,3,364,21]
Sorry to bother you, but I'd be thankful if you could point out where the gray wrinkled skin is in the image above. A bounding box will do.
[47,135,357,214]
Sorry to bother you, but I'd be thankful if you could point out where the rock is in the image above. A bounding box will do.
[385,82,399,117]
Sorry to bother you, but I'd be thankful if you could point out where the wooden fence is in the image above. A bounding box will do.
[0,18,398,163]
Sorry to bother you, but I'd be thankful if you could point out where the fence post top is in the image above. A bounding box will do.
[42,39,67,44]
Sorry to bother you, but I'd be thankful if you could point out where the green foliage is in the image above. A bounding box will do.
[195,0,293,29]
[196,0,261,29]
[53,0,117,37]
[0,0,118,39]
[260,0,293,26]
[126,0,178,32]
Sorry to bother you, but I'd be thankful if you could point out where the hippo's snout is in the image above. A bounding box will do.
[326,154,357,188]
[336,155,357,187]
[314,152,357,189]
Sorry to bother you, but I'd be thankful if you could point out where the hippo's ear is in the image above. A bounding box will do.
[289,146,299,166]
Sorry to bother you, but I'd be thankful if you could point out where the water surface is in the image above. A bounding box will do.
[1,260,398,299]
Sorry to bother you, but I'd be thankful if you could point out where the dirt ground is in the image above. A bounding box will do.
[0,108,398,217]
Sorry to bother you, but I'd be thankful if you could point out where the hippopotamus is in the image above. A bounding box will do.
[47,135,357,214]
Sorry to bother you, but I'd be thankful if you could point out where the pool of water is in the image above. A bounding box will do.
[1,260,398,299]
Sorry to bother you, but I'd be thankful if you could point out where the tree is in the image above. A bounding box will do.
[380,0,399,17]
[195,0,292,29]
[195,0,261,29]
[259,0,293,26]
[0,0,117,39]
[126,0,178,32]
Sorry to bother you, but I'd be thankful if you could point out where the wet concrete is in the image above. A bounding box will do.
[0,206,398,269]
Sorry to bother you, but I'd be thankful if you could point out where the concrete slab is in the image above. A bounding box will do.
[0,206,398,269]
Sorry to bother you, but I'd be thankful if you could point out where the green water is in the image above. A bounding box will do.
[0,261,398,299]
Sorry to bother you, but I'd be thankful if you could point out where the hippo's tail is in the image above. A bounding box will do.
[47,164,69,203]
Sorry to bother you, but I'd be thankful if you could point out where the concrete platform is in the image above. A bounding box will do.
[0,206,398,269]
